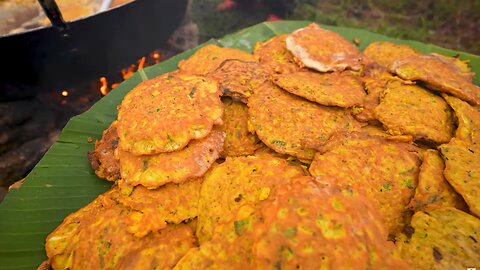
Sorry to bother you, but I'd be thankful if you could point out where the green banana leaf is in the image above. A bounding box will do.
[0,20,479,270]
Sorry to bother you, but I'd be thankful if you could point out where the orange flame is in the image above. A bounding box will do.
[100,77,108,96]
[61,90,69,97]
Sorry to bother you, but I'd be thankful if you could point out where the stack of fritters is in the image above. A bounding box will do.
[43,23,480,269]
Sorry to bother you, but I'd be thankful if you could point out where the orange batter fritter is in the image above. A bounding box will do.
[45,190,196,270]
[87,121,120,181]
[206,60,269,102]
[309,132,421,235]
[248,82,360,160]
[117,71,223,155]
[374,80,455,143]
[442,94,480,145]
[363,41,418,68]
[117,128,225,189]
[408,149,467,212]
[272,71,366,107]
[219,98,261,157]
[392,54,480,105]
[178,44,255,75]
[286,23,363,72]
[253,34,301,74]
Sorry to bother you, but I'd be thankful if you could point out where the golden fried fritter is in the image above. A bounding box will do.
[178,44,255,75]
[219,98,261,157]
[397,207,480,270]
[374,80,455,143]
[196,155,304,242]
[206,60,269,102]
[253,176,409,269]
[439,139,480,217]
[442,94,480,145]
[363,41,419,68]
[354,64,398,123]
[117,71,223,155]
[248,82,360,160]
[309,132,421,234]
[286,23,363,72]
[391,54,480,105]
[253,34,301,74]
[117,128,225,189]
[360,124,414,143]
[113,178,202,237]
[430,53,475,81]
[408,150,467,211]
[178,176,409,269]
[45,190,196,270]
[87,121,120,181]
[272,71,366,107]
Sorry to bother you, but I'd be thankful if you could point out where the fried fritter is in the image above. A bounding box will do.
[272,71,365,107]
[219,98,261,157]
[363,41,419,68]
[196,155,304,242]
[360,124,414,143]
[253,176,409,269]
[286,23,363,72]
[430,53,475,81]
[117,72,223,155]
[374,80,455,143]
[397,207,480,270]
[408,150,467,211]
[178,44,255,75]
[439,139,480,217]
[87,121,120,181]
[391,54,480,105]
[114,178,202,237]
[309,132,421,234]
[206,60,269,102]
[442,94,480,145]
[45,190,196,270]
[253,34,301,74]
[248,82,360,160]
[177,176,409,269]
[354,64,398,123]
[117,128,225,189]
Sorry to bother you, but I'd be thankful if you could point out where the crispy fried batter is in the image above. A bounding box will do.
[354,64,398,123]
[117,71,223,155]
[253,176,408,269]
[177,176,408,269]
[431,53,475,81]
[87,121,120,181]
[286,23,363,72]
[117,128,225,189]
[374,80,455,143]
[178,44,255,75]
[253,34,301,74]
[196,155,304,243]
[219,98,261,157]
[391,54,480,105]
[397,207,480,270]
[363,41,419,68]
[113,178,202,237]
[272,71,366,107]
[206,60,269,102]
[439,139,480,217]
[309,132,421,234]
[409,150,467,211]
[442,94,480,145]
[360,124,414,143]
[45,190,196,270]
[248,82,360,160]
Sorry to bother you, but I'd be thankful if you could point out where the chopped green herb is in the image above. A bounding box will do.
[271,140,286,146]
[382,181,392,191]
[284,227,297,237]
[234,219,248,236]
[402,179,414,189]
[143,160,149,171]
[189,87,197,98]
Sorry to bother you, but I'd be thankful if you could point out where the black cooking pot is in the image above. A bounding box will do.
[0,0,187,100]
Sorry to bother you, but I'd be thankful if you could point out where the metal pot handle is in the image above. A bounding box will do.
[37,0,68,31]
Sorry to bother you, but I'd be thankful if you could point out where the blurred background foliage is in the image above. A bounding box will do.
[191,0,480,54]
